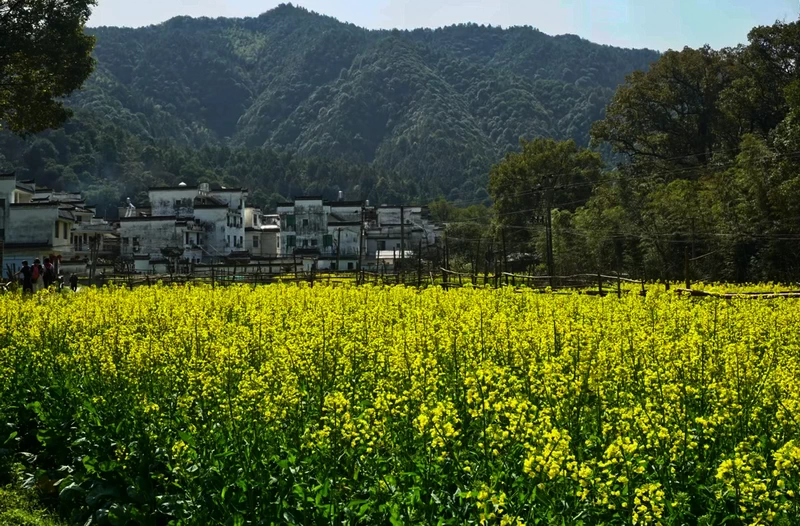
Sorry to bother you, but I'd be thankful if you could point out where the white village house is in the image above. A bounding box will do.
[277,195,363,272]
[0,172,118,276]
[365,205,439,269]
[245,209,281,258]
[277,195,441,271]
[119,183,249,272]
[0,172,442,278]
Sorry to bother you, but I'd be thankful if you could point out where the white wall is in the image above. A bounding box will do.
[148,188,199,217]
[53,219,73,248]
[327,225,360,256]
[193,207,228,258]
[244,207,261,228]
[208,190,245,211]
[6,206,58,245]
[377,206,423,226]
[247,229,280,257]
[119,218,180,260]
[0,177,15,206]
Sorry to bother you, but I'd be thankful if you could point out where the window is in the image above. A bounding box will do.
[286,215,296,228]
[348,262,354,270]
[0,198,5,210]
[226,235,230,247]
[286,236,295,248]
[303,239,308,247]
[302,218,309,227]
[323,234,333,247]
[185,232,190,245]
[378,240,386,251]
[253,236,259,248]
[83,234,87,243]
[63,223,68,239]
[311,239,317,247]
[122,237,129,246]
[54,222,59,238]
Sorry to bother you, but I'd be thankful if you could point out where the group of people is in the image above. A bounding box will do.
[15,259,80,293]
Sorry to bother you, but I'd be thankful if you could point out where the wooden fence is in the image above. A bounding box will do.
[91,267,646,296]
[7,261,800,300]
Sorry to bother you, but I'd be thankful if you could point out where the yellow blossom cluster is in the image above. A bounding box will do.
[0,283,799,524]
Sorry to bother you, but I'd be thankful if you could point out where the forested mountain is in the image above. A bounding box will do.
[0,4,658,210]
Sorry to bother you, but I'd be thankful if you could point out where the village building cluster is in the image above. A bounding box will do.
[0,173,442,279]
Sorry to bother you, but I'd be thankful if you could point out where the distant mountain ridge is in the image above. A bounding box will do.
[0,4,659,207]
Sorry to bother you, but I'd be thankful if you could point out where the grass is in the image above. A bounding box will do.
[0,485,64,526]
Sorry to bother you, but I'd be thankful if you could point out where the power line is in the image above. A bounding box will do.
[446,147,800,207]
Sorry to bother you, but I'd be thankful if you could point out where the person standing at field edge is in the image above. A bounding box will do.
[31,259,44,293]
[15,261,33,294]
[43,258,56,288]
[70,273,78,292]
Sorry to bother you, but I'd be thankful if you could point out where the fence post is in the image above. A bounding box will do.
[417,240,422,288]
[617,272,622,298]
[598,272,603,296]
[684,246,691,290]
[472,239,480,286]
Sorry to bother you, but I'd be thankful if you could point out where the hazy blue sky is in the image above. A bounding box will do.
[89,0,799,51]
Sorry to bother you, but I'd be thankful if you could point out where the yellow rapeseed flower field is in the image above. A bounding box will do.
[1,283,799,525]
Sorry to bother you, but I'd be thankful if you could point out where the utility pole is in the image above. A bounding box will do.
[442,230,449,286]
[544,183,555,288]
[417,240,422,288]
[89,235,99,283]
[399,205,405,272]
[501,226,507,286]
[336,228,342,272]
[358,205,365,284]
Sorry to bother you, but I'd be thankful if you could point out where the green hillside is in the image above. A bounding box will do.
[0,4,659,210]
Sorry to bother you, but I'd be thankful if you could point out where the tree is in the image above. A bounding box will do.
[0,0,96,135]
[736,21,800,134]
[585,20,800,283]
[590,46,738,175]
[488,138,603,277]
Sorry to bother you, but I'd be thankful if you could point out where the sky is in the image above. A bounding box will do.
[88,0,800,51]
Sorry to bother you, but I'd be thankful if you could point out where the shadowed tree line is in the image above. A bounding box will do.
[475,19,800,284]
